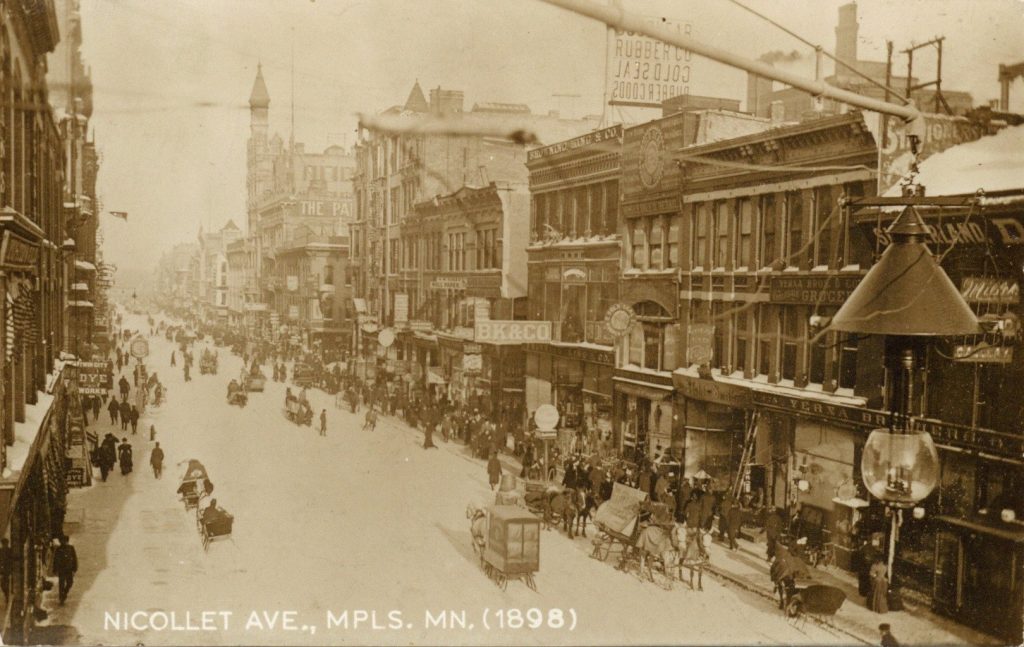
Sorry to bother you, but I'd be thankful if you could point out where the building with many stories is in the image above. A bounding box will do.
[349,80,600,420]
[233,64,355,343]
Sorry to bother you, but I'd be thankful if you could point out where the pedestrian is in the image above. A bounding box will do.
[487,452,502,490]
[879,623,899,647]
[0,538,11,600]
[170,350,176,367]
[108,397,120,425]
[149,424,156,441]
[118,437,133,475]
[869,559,889,613]
[423,421,437,449]
[91,395,101,422]
[53,535,78,605]
[150,442,164,479]
[116,354,123,372]
[119,375,130,401]
[726,496,743,550]
[183,363,191,382]
[119,400,131,431]
[319,409,327,437]
[129,405,140,434]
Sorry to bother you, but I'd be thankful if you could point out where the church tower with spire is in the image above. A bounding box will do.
[247,63,272,232]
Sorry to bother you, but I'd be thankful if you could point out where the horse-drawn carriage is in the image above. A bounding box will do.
[292,362,316,388]
[177,459,213,511]
[590,483,708,591]
[284,397,313,426]
[198,502,234,551]
[241,368,266,392]
[468,504,540,591]
[199,349,218,375]
[227,380,248,407]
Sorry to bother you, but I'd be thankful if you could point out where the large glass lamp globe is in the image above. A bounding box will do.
[861,429,940,508]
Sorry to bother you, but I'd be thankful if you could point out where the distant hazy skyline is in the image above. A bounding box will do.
[77,0,1024,275]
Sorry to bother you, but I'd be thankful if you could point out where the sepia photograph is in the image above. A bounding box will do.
[0,0,1022,644]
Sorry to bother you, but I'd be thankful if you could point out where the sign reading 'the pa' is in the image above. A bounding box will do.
[474,321,552,343]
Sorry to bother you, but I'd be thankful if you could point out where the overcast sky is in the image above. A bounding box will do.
[76,0,1024,276]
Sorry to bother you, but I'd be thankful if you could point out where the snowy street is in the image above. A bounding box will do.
[38,312,849,646]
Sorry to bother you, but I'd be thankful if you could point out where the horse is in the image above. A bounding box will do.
[770,544,809,611]
[571,486,597,538]
[466,503,488,564]
[634,521,681,589]
[543,487,583,538]
[673,525,708,592]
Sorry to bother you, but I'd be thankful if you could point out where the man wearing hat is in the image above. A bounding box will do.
[487,452,502,490]
[879,623,899,647]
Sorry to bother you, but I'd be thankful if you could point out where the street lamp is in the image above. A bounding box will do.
[831,184,981,599]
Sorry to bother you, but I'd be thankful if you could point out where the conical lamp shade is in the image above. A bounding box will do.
[831,207,981,336]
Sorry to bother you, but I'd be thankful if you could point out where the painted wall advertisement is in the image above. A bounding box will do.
[76,361,111,395]
[609,19,693,108]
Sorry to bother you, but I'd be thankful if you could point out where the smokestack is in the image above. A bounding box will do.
[834,3,858,78]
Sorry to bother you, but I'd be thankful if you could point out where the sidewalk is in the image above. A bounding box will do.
[379,413,1000,646]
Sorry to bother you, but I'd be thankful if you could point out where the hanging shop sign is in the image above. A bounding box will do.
[409,320,433,333]
[287,275,299,291]
[769,275,862,305]
[604,303,637,338]
[129,335,149,359]
[431,278,466,290]
[534,404,560,432]
[378,328,396,348]
[672,372,752,409]
[463,343,483,355]
[360,322,379,334]
[463,353,483,372]
[66,421,88,487]
[686,324,714,366]
[288,305,300,320]
[952,342,1013,364]
[475,320,552,343]
[960,277,1019,304]
[525,342,614,366]
[76,361,111,395]
[473,298,490,323]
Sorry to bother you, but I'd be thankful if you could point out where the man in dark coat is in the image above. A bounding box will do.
[118,438,133,474]
[487,452,502,490]
[108,397,120,425]
[130,406,140,434]
[119,400,131,431]
[722,495,743,550]
[150,442,164,478]
[700,488,717,531]
[684,491,702,528]
[562,458,578,489]
[91,395,101,422]
[53,535,78,605]
[118,375,130,401]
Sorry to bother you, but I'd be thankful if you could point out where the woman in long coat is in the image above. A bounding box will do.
[869,560,889,613]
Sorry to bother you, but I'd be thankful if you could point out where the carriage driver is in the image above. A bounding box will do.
[203,498,229,527]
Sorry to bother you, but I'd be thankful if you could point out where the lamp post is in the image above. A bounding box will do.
[831,183,981,598]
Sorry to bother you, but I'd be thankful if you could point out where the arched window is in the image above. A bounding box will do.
[627,301,675,371]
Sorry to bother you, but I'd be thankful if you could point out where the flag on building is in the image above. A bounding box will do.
[110,211,128,220]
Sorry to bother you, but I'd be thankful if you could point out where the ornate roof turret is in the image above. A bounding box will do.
[403,80,429,113]
[249,63,270,109]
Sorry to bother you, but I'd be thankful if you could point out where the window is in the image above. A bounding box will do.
[693,204,709,268]
[533,194,547,240]
[809,327,828,385]
[643,322,663,371]
[781,307,799,381]
[759,194,776,267]
[574,186,588,237]
[667,216,680,269]
[785,191,803,267]
[631,220,647,269]
[714,202,730,268]
[589,183,604,236]
[711,302,726,370]
[734,309,749,374]
[389,239,399,274]
[813,186,833,268]
[837,333,858,389]
[604,180,619,235]
[737,199,753,269]
[649,216,663,269]
[757,304,773,377]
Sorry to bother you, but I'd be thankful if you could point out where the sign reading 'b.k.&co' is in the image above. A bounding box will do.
[474,321,552,343]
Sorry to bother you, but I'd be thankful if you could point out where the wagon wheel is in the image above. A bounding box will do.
[495,572,508,591]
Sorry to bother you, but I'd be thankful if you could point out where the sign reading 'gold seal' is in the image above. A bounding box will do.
[604,303,637,338]
[638,126,665,189]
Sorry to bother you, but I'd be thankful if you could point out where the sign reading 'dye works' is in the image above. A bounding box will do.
[474,321,552,343]
[76,361,111,395]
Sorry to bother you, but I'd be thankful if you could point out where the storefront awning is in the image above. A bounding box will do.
[67,300,94,308]
[74,260,96,272]
[613,377,673,401]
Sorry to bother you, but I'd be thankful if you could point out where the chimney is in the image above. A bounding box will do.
[770,100,785,124]
[834,3,858,78]
[745,72,773,118]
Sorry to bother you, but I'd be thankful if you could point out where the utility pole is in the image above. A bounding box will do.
[903,37,952,114]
